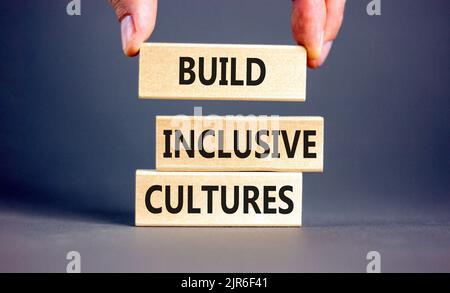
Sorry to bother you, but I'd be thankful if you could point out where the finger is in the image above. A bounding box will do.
[324,0,346,41]
[308,40,333,68]
[109,0,158,57]
[308,0,344,68]
[291,0,327,60]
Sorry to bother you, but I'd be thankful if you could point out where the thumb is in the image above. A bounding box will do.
[109,0,158,57]
[291,0,326,61]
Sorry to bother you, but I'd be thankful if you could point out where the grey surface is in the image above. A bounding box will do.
[1,204,449,273]
[0,1,449,272]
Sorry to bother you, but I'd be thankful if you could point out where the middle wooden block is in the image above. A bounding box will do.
[156,116,324,172]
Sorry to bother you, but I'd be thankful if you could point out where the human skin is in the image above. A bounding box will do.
[108,0,346,68]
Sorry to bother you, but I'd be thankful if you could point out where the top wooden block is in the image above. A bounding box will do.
[139,43,307,101]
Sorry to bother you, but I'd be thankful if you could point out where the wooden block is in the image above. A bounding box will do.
[135,171,302,227]
[156,116,324,172]
[139,43,306,101]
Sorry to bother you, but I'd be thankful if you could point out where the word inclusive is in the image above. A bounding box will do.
[162,129,316,159]
[156,116,324,172]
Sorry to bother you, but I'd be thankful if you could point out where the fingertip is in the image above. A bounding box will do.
[307,41,333,69]
[123,43,140,57]
[121,15,138,57]
[118,0,158,57]
[307,59,321,69]
[306,31,324,60]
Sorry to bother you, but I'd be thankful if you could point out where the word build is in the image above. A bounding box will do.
[139,43,306,101]
[135,171,302,226]
[156,116,324,172]
[179,57,266,86]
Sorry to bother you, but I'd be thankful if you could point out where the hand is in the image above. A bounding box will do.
[108,0,158,57]
[109,0,346,68]
[292,0,346,68]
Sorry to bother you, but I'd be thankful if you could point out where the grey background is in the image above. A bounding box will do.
[0,0,449,272]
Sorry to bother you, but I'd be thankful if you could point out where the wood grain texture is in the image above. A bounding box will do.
[135,171,302,227]
[156,116,324,172]
[139,43,306,101]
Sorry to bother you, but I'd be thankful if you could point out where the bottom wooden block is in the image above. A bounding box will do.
[135,170,302,227]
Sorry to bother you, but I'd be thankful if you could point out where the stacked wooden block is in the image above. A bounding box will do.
[135,43,324,227]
